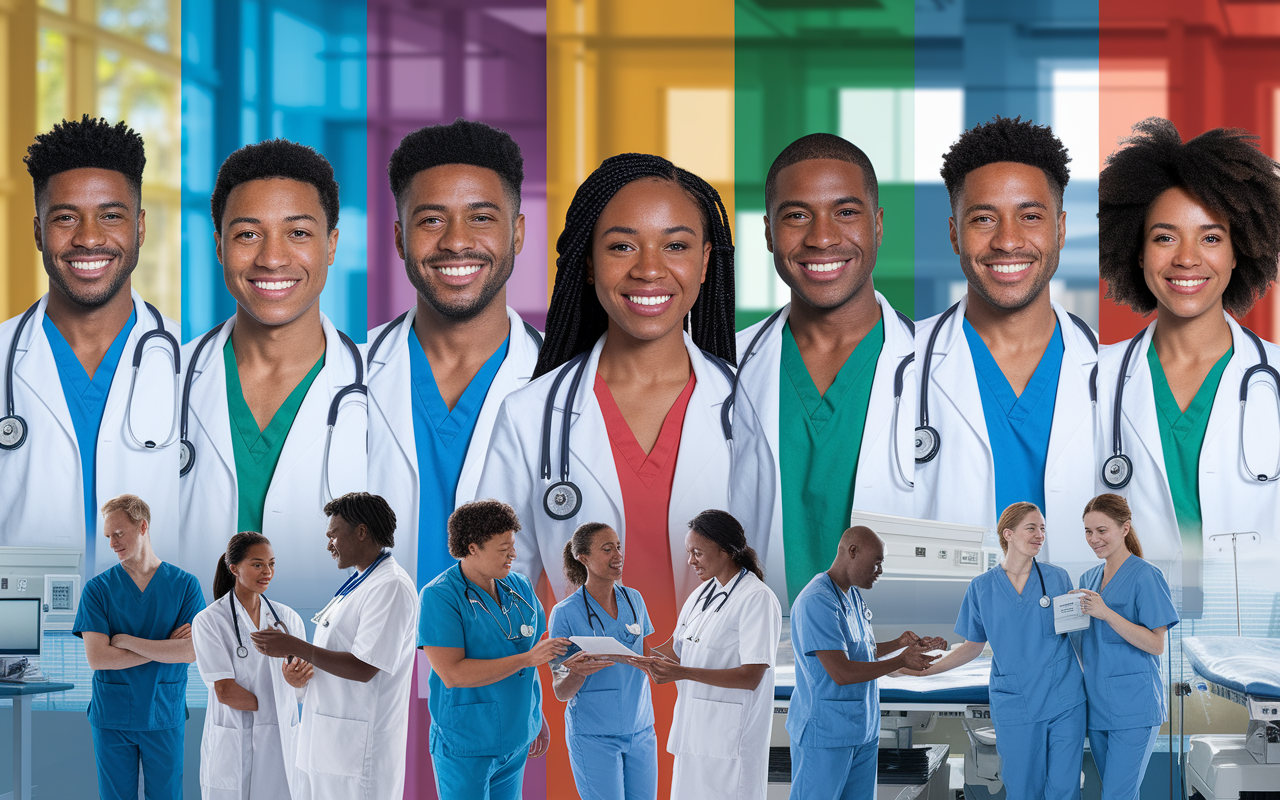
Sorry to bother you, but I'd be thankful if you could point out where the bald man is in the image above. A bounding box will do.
[786,526,945,800]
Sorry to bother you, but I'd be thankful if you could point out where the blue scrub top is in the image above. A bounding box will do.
[44,310,136,571]
[1078,556,1179,730]
[964,319,1063,516]
[955,561,1085,725]
[787,573,879,748]
[410,327,509,587]
[548,584,656,737]
[72,562,205,731]
[419,563,545,757]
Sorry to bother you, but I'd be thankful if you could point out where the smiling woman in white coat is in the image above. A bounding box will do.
[474,152,770,798]
[192,532,312,799]
[180,140,367,624]
[1085,118,1280,611]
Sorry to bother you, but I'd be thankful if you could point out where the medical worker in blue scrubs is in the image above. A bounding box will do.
[1078,494,1179,800]
[915,502,1086,800]
[550,522,658,800]
[73,493,205,800]
[419,499,572,799]
[788,525,943,800]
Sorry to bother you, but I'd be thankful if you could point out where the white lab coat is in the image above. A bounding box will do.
[0,290,180,574]
[731,292,916,608]
[294,555,417,800]
[179,313,367,623]
[474,332,772,606]
[366,305,540,586]
[913,295,1097,559]
[668,570,781,800]
[1067,312,1280,586]
[192,592,305,800]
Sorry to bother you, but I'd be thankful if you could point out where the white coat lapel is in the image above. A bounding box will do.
[928,297,991,452]
[1119,324,1168,487]
[736,305,787,488]
[13,296,77,445]
[100,291,179,452]
[1044,303,1095,477]
[566,338,624,527]
[188,318,238,485]
[368,308,418,489]
[858,293,910,475]
[1201,314,1251,472]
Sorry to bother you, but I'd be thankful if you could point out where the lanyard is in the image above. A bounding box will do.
[313,550,390,627]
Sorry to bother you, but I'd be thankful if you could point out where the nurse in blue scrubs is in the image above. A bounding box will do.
[418,499,572,800]
[549,522,657,800]
[914,502,1086,800]
[1078,494,1179,800]
[73,493,205,800]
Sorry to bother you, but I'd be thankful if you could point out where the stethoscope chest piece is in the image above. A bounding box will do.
[1039,596,1051,608]
[520,624,535,638]
[914,424,940,464]
[544,481,582,520]
[179,439,194,476]
[1102,453,1132,490]
[0,414,27,450]
[236,645,249,659]
[626,622,642,636]
[863,606,874,621]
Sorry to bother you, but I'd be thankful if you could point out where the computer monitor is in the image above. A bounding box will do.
[0,598,42,658]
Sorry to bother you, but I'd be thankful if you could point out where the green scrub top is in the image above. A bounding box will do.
[779,318,883,603]
[1147,340,1232,537]
[224,338,325,532]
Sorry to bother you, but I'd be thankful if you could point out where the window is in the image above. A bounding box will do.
[838,87,963,184]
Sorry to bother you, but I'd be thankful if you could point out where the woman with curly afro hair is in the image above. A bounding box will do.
[1085,117,1280,624]
[474,153,773,800]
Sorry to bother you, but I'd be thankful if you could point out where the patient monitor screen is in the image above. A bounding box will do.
[0,598,42,656]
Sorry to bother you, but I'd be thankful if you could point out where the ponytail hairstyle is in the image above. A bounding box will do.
[562,522,614,588]
[996,502,1042,555]
[213,531,272,600]
[687,509,763,581]
[534,153,737,378]
[1082,493,1144,558]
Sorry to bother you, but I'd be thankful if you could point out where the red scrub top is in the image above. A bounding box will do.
[595,369,696,800]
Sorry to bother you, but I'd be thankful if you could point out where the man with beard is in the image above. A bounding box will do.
[366,118,541,588]
[0,116,180,576]
[179,139,366,621]
[914,117,1097,547]
[729,133,916,609]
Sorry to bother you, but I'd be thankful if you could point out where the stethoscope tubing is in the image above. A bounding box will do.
[583,583,641,637]
[229,592,287,658]
[464,574,537,640]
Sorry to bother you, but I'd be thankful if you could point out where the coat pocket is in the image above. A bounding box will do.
[150,681,185,729]
[199,723,243,791]
[568,688,623,736]
[444,702,502,756]
[675,696,743,760]
[309,713,369,778]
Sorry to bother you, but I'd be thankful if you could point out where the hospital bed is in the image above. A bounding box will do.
[1183,637,1280,799]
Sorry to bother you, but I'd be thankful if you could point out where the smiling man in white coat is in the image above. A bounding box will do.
[366,118,541,590]
[180,140,367,623]
[0,116,179,577]
[731,133,916,609]
[915,117,1097,551]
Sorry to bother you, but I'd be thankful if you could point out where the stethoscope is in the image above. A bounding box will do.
[1101,325,1280,488]
[682,568,749,643]
[539,348,735,521]
[229,592,288,658]
[827,573,874,623]
[1024,557,1051,608]
[178,321,366,500]
[728,307,916,488]
[583,584,643,639]
[916,302,1098,464]
[312,549,390,627]
[464,574,538,641]
[1,300,180,451]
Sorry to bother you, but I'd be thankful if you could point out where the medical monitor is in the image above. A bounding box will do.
[0,547,82,631]
[0,598,42,657]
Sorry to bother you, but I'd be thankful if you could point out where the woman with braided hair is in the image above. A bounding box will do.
[475,153,772,798]
[1078,117,1280,618]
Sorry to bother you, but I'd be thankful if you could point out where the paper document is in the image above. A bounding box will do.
[568,636,637,657]
[1052,592,1090,635]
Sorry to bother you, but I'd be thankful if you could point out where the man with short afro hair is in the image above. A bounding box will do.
[1082,117,1280,619]
[915,115,1099,557]
[367,117,543,596]
[1,114,182,577]
[178,137,368,626]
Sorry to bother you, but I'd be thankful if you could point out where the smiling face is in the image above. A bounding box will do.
[1083,510,1130,562]
[579,527,624,584]
[34,167,144,310]
[1002,509,1046,560]
[589,178,711,345]
[396,164,524,321]
[766,158,882,311]
[950,161,1065,312]
[216,178,336,327]
[685,530,733,583]
[325,513,364,570]
[102,509,148,563]
[467,530,517,581]
[230,542,276,596]
[1139,186,1235,321]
